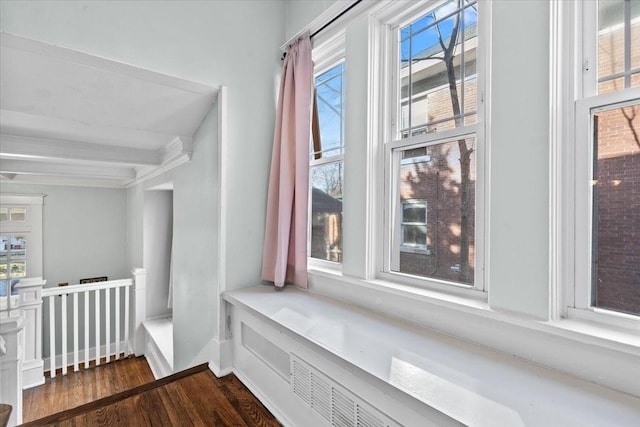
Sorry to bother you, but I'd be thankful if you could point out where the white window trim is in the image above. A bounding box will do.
[555,0,640,328]
[573,89,640,318]
[308,31,346,273]
[377,0,488,295]
[0,193,45,280]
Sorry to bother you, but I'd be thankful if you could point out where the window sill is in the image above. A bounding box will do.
[225,285,640,424]
[552,307,640,351]
[399,246,431,255]
[307,269,640,398]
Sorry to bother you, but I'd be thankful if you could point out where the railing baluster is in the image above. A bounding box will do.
[115,286,120,360]
[49,296,56,378]
[95,289,100,366]
[73,292,79,372]
[124,284,130,356]
[84,291,90,369]
[41,278,136,378]
[105,287,111,363]
[61,294,67,376]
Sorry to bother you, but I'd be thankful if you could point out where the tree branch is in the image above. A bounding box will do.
[621,106,640,150]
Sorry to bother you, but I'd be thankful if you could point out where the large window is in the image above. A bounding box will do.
[385,0,482,289]
[573,0,640,318]
[310,61,345,264]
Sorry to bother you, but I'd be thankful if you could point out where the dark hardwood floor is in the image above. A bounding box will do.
[21,357,280,426]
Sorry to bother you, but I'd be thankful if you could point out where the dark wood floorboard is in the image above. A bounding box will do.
[22,356,155,423]
[21,358,280,427]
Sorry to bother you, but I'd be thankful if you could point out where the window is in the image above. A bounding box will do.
[572,0,640,318]
[384,0,483,289]
[0,195,44,312]
[400,199,428,253]
[310,58,345,265]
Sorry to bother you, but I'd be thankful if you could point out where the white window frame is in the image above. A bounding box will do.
[308,31,346,272]
[0,194,44,314]
[376,0,487,295]
[562,0,640,328]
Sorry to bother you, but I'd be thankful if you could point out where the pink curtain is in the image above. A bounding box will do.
[261,34,313,289]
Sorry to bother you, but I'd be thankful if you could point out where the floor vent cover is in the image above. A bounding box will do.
[291,354,401,427]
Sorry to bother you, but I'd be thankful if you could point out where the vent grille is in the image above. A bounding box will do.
[291,355,401,427]
[312,372,332,422]
[357,405,385,427]
[292,356,311,405]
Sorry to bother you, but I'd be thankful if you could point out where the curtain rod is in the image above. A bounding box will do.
[281,0,363,60]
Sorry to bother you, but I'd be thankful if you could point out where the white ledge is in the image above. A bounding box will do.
[225,285,640,427]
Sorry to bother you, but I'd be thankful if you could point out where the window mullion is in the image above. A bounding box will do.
[624,0,631,88]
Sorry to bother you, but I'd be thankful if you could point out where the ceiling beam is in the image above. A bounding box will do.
[0,158,136,180]
[0,134,161,166]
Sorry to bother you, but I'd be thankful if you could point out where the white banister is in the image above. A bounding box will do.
[84,291,89,369]
[132,269,147,356]
[14,277,46,388]
[105,287,110,363]
[48,296,55,378]
[95,288,100,366]
[115,286,120,360]
[41,278,134,377]
[73,292,79,372]
[124,283,130,357]
[61,295,67,375]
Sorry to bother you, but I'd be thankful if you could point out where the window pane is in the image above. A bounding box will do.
[598,0,625,79]
[402,203,426,223]
[632,1,640,69]
[399,0,478,138]
[314,63,345,159]
[0,236,7,262]
[597,0,640,93]
[598,76,625,94]
[310,161,343,262]
[0,208,7,222]
[393,137,475,284]
[10,261,26,278]
[592,103,640,315]
[9,207,26,222]
[0,263,6,280]
[10,236,26,260]
[403,225,427,247]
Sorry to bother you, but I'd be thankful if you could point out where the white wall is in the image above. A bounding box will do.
[487,0,550,319]
[285,0,338,41]
[0,183,128,286]
[1,0,286,370]
[143,190,173,320]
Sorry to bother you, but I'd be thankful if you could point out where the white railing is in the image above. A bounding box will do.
[42,278,134,378]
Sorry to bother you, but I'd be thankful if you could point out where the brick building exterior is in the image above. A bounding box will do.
[593,104,640,315]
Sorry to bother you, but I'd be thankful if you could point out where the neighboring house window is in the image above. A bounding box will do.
[385,0,483,289]
[310,59,345,265]
[572,0,640,318]
[400,199,428,253]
